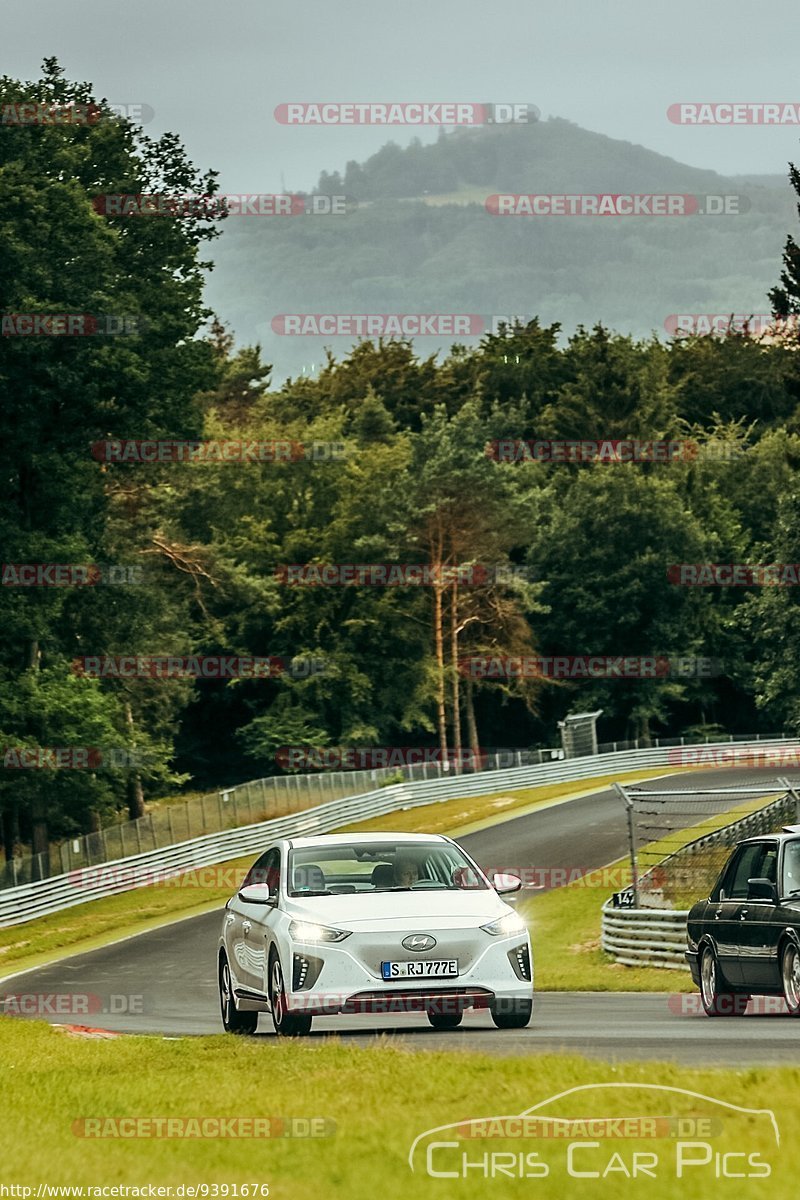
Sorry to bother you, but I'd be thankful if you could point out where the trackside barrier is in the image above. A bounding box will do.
[0,747,562,889]
[0,737,797,928]
[601,907,690,969]
[602,784,799,970]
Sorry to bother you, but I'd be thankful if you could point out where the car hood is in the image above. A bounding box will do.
[284,889,513,930]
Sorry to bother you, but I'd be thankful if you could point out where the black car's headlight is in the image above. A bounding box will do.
[288,920,351,944]
[481,911,527,937]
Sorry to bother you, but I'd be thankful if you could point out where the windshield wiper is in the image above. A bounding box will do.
[289,889,333,897]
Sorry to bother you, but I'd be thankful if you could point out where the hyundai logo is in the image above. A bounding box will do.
[402,934,437,952]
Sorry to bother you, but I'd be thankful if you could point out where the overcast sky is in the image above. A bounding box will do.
[4,0,800,191]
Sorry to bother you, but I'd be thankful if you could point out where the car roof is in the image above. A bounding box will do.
[286,832,450,849]
[738,831,800,845]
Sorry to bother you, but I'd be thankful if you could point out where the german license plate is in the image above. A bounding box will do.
[381,959,458,979]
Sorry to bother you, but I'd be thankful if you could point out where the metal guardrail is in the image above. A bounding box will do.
[0,748,562,889]
[602,781,800,970]
[0,736,796,929]
[601,907,690,969]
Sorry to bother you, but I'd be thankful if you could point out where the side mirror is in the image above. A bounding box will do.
[238,883,277,906]
[491,871,522,895]
[747,877,778,903]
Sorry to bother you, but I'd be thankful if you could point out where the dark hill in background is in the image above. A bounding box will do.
[203,117,797,381]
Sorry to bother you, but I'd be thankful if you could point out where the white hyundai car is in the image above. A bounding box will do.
[217,832,533,1036]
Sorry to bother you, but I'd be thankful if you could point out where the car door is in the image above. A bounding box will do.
[737,841,780,990]
[227,847,280,994]
[708,844,766,986]
[242,846,282,995]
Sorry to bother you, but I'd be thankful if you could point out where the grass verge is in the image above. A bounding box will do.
[0,1017,789,1198]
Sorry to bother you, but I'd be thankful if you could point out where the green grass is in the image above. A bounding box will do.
[0,1018,790,1198]
[524,864,694,991]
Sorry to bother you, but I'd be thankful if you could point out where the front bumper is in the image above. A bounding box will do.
[284,934,533,1016]
[685,948,700,987]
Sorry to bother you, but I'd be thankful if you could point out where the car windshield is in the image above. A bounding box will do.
[287,841,488,896]
[782,839,800,896]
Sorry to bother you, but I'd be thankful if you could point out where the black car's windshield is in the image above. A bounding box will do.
[287,841,488,896]
[782,840,800,898]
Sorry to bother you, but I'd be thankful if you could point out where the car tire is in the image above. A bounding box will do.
[427,1009,463,1030]
[490,997,533,1029]
[268,949,312,1037]
[699,946,747,1016]
[781,942,800,1016]
[219,953,258,1034]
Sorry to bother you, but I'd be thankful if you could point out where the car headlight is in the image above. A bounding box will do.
[481,911,527,937]
[288,920,351,944]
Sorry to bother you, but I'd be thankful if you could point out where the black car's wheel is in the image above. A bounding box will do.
[490,997,533,1029]
[427,1009,463,1030]
[699,946,747,1016]
[781,943,800,1016]
[219,953,258,1034]
[269,949,312,1037]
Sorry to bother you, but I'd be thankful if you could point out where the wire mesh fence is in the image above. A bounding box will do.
[2,733,794,891]
[0,747,560,889]
[618,775,800,909]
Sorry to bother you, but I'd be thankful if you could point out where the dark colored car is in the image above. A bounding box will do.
[686,830,800,1016]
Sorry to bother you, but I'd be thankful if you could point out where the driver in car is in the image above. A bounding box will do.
[393,856,420,887]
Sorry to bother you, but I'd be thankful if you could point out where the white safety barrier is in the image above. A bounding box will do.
[0,737,795,928]
[601,904,690,969]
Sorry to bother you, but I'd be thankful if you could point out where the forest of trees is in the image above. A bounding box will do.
[4,62,800,860]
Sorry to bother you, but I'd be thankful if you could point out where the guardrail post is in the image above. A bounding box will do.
[615,782,639,906]
[777,776,800,823]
